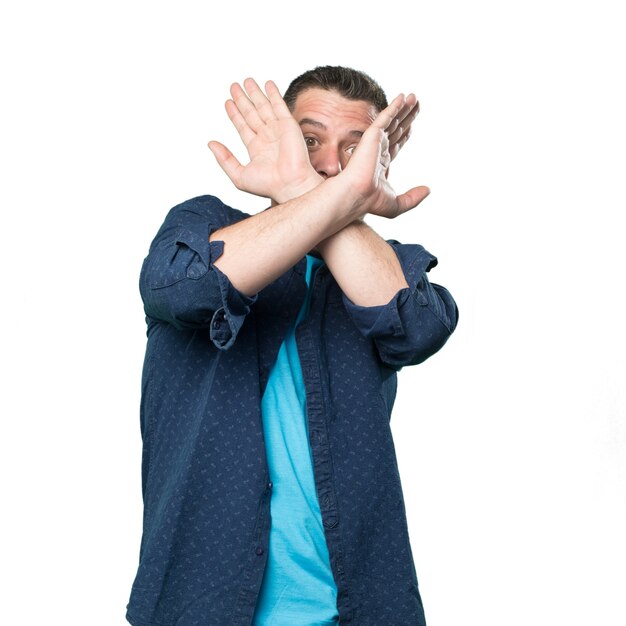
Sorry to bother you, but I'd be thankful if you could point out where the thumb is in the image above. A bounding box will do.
[208,141,244,187]
[395,185,430,215]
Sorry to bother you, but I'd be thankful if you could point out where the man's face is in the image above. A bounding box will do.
[291,88,378,179]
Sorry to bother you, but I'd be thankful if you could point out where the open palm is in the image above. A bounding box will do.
[208,79,321,204]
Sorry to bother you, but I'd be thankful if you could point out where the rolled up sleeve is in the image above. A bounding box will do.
[139,196,256,350]
[343,241,458,369]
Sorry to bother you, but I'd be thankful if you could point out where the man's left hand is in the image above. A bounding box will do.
[387,94,419,162]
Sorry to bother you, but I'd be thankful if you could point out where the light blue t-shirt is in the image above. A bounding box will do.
[252,255,339,626]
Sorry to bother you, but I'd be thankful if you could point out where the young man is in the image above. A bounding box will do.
[126,66,458,626]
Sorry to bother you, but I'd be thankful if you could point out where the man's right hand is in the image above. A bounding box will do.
[208,78,322,205]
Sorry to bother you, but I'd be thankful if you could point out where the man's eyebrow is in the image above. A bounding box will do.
[299,118,326,130]
[299,118,364,138]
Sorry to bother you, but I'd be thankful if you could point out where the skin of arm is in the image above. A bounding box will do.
[208,79,429,301]
[315,220,412,306]
[207,175,369,297]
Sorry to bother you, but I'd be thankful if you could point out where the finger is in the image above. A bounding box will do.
[208,140,245,188]
[371,94,407,132]
[243,77,279,124]
[402,94,419,122]
[397,94,419,124]
[387,123,407,150]
[389,125,411,150]
[394,185,430,216]
[224,99,256,147]
[265,80,293,119]
[230,82,265,132]
[386,95,415,135]
[388,97,419,162]
[398,98,420,129]
[387,97,419,144]
[389,127,411,161]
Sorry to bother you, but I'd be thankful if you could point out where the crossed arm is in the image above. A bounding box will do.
[208,79,429,305]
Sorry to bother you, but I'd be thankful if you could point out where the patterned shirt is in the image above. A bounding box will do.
[126,195,458,626]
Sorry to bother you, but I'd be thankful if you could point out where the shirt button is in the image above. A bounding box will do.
[267,482,273,490]
[255,546,264,556]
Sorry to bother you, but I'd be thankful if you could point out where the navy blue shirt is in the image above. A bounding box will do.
[126,195,458,626]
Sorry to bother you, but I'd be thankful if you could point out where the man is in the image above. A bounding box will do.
[126,66,458,626]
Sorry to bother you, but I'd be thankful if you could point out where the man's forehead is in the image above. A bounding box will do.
[291,88,378,127]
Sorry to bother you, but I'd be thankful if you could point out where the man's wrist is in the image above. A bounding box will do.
[316,218,367,256]
[274,171,324,205]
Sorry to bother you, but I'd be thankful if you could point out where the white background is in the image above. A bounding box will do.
[1,1,624,624]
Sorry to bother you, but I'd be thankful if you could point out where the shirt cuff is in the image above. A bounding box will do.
[342,243,438,340]
[207,239,257,350]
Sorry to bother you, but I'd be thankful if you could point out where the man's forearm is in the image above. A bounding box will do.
[210,176,362,297]
[316,220,409,307]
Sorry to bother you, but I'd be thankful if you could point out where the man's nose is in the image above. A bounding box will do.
[313,147,342,179]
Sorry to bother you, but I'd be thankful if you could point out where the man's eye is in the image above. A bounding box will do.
[345,145,357,156]
[304,137,318,148]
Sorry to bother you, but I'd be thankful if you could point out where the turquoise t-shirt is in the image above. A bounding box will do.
[252,255,339,626]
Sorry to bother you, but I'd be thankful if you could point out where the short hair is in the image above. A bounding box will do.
[283,65,388,113]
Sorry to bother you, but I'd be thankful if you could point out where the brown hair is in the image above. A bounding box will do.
[283,65,388,113]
